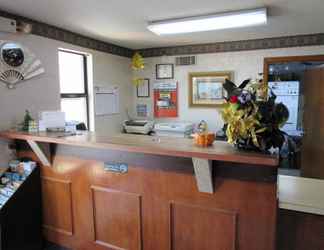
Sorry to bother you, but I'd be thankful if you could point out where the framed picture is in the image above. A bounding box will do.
[137,79,150,98]
[189,71,233,107]
[136,104,148,117]
[156,64,174,79]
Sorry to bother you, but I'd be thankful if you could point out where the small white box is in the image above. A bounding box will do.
[39,111,66,129]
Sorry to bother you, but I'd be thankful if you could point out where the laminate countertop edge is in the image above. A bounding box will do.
[0,130,279,167]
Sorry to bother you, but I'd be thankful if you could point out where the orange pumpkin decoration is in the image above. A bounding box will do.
[193,133,215,147]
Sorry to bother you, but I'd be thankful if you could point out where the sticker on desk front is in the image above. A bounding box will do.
[104,163,128,174]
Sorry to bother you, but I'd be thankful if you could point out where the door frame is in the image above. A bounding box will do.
[263,54,324,85]
[264,54,324,216]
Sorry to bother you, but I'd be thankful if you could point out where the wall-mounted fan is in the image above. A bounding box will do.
[0,41,45,89]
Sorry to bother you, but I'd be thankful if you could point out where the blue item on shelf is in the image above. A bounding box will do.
[4,173,12,180]
[12,173,21,181]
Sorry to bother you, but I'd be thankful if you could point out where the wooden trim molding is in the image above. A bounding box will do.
[0,9,133,58]
[263,54,324,84]
[41,177,74,236]
[169,202,238,250]
[91,186,143,250]
[137,33,324,57]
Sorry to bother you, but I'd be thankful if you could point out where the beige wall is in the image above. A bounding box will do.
[134,45,324,132]
[0,32,132,164]
[1,31,324,166]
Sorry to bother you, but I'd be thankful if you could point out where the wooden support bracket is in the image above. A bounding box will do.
[26,140,51,167]
[192,157,213,194]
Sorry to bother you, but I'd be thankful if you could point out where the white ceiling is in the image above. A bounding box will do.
[0,0,323,49]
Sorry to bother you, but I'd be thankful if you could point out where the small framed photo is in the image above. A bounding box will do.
[189,71,233,107]
[156,64,174,79]
[136,104,148,117]
[136,78,150,98]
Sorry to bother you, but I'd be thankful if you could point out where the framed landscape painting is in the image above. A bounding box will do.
[189,71,233,107]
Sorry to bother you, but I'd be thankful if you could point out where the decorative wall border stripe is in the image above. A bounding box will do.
[1,9,324,58]
[136,33,324,57]
[0,9,133,58]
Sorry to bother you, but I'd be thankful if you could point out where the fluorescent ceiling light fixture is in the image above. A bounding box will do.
[147,8,267,35]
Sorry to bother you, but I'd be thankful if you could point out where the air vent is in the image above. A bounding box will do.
[175,56,196,66]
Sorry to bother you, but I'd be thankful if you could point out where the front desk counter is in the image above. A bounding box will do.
[0,130,279,250]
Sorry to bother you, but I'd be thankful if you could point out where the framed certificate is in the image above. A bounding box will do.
[156,64,174,79]
[136,78,150,98]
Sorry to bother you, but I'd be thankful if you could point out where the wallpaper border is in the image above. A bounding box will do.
[136,33,324,57]
[1,9,324,58]
[0,9,133,58]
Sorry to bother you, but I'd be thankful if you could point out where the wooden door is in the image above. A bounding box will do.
[302,68,324,179]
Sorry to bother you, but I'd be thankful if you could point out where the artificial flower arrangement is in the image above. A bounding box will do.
[221,77,289,152]
[131,52,145,86]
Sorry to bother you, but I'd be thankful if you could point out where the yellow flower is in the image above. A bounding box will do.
[132,52,145,70]
[220,100,266,147]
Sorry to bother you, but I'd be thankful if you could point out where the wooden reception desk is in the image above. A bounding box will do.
[0,130,279,250]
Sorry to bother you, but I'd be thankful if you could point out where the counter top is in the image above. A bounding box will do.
[0,130,278,166]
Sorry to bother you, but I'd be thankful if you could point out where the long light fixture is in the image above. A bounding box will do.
[147,8,267,35]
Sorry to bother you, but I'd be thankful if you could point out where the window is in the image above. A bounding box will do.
[58,50,89,129]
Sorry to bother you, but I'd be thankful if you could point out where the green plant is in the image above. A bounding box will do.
[22,110,33,131]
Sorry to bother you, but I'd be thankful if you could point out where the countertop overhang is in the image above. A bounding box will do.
[0,130,278,167]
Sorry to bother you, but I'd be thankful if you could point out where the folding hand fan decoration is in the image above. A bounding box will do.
[0,41,45,89]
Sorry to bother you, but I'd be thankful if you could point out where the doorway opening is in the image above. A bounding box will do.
[264,55,324,179]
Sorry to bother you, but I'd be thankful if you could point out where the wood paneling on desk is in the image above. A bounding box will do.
[16,146,277,250]
[0,131,279,250]
[278,209,324,250]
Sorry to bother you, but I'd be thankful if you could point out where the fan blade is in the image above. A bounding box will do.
[24,67,45,80]
[22,59,42,76]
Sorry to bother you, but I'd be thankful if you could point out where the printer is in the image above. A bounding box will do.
[123,120,154,135]
[154,122,194,138]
